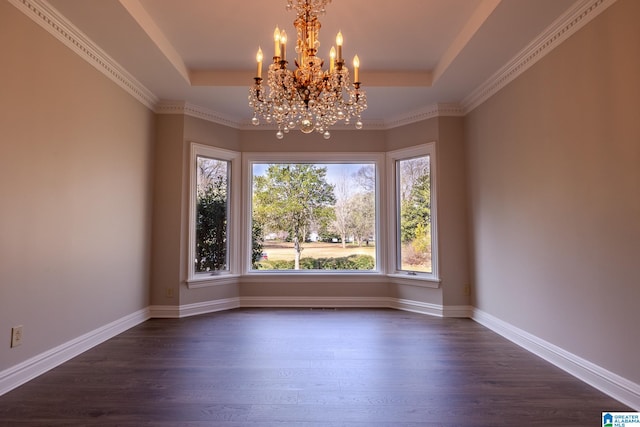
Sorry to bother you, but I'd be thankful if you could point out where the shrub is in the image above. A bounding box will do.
[256,254,375,270]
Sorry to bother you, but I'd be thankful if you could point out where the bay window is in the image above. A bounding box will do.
[187,144,439,285]
[188,143,240,283]
[245,153,382,273]
[387,143,439,281]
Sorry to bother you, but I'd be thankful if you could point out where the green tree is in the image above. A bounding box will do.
[195,174,227,271]
[400,171,431,243]
[253,164,336,269]
[349,192,375,246]
[251,218,264,268]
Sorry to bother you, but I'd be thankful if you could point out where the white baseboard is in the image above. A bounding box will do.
[146,297,441,318]
[5,300,636,412]
[0,308,150,396]
[179,298,241,317]
[472,308,640,411]
[442,304,474,318]
[0,297,450,397]
[168,296,471,318]
[149,298,241,318]
[236,296,474,319]
[238,296,471,319]
[391,298,444,316]
[240,296,391,309]
[148,304,182,318]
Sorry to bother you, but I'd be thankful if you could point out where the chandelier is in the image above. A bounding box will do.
[248,0,367,139]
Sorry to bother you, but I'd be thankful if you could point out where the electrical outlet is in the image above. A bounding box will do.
[463,284,471,296]
[11,325,23,348]
[166,288,174,298]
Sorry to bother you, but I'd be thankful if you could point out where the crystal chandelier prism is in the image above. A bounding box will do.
[249,0,367,140]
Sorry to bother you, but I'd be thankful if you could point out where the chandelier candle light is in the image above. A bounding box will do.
[249,0,367,139]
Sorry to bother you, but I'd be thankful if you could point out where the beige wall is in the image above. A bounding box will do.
[386,117,470,307]
[150,115,241,306]
[150,114,185,305]
[0,2,154,371]
[181,117,241,305]
[7,0,636,399]
[465,0,640,383]
[240,128,386,152]
[150,115,469,308]
[436,117,470,307]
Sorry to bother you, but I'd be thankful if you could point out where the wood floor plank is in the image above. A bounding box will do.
[0,308,631,426]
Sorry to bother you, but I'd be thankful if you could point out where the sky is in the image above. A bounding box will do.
[252,162,374,187]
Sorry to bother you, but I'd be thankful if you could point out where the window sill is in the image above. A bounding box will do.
[186,273,241,289]
[185,272,441,289]
[386,273,441,288]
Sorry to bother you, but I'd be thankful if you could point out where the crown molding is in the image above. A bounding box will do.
[9,0,159,110]
[11,0,618,129]
[384,103,465,129]
[462,0,618,113]
[155,101,241,128]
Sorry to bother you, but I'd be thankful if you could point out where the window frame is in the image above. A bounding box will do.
[242,151,385,276]
[185,145,439,288]
[187,143,241,287]
[386,142,440,284]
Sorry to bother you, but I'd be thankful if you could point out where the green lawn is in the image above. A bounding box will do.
[259,241,431,272]
[261,241,375,261]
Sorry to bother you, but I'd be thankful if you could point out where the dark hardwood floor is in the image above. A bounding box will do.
[0,308,631,426]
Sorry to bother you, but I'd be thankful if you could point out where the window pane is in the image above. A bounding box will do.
[195,156,228,273]
[251,163,376,271]
[397,156,432,273]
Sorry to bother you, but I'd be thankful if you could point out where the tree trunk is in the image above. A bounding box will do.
[294,237,301,270]
[341,233,346,249]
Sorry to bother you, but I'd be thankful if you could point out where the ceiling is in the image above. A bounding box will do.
[43,0,581,128]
